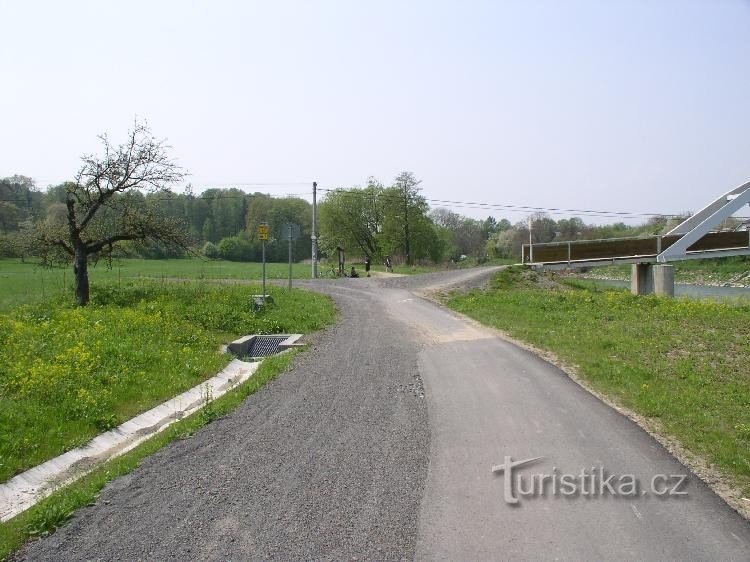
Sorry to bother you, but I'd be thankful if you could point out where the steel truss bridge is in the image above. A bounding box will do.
[522,182,750,294]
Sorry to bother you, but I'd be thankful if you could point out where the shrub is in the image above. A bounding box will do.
[218,236,255,261]
[202,241,220,259]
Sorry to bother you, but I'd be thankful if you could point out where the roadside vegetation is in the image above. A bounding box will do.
[0,280,335,484]
[446,266,750,497]
[0,350,299,561]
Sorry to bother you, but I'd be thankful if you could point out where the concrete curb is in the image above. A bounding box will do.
[0,358,259,523]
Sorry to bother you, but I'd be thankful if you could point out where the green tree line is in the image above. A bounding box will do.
[5,173,739,266]
[0,176,313,263]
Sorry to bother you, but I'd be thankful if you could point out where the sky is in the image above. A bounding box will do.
[2,0,749,224]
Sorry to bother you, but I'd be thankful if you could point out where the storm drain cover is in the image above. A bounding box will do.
[246,335,289,357]
[226,333,302,359]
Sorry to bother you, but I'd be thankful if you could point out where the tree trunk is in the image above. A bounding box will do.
[74,248,90,306]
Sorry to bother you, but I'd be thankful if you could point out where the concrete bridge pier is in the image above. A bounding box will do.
[631,263,675,296]
[654,264,675,296]
[631,263,653,295]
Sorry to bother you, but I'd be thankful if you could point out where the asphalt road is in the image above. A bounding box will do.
[19,268,750,560]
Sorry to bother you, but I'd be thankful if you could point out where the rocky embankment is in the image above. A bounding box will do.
[568,267,750,288]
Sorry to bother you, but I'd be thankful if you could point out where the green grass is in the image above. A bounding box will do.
[446,266,750,496]
[0,280,335,484]
[674,256,749,274]
[0,258,316,312]
[0,350,298,561]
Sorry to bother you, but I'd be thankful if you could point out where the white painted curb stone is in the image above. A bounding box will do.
[0,358,259,523]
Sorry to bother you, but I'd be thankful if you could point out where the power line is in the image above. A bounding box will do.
[316,187,683,219]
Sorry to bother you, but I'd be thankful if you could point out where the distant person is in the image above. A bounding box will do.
[384,256,393,273]
[365,257,371,277]
[350,266,359,278]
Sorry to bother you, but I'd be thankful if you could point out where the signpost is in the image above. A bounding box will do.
[258,223,269,303]
[258,223,269,241]
[283,222,301,290]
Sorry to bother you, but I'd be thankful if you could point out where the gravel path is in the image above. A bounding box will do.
[19,277,433,561]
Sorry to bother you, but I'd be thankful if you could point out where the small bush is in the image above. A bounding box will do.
[202,241,220,259]
[217,236,257,261]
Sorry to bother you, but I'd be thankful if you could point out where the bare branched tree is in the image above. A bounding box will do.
[40,121,189,305]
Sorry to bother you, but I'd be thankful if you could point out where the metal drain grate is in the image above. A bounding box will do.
[246,335,289,357]
[226,333,303,359]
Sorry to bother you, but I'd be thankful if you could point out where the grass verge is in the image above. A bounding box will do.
[0,350,298,561]
[446,266,750,499]
[0,280,335,483]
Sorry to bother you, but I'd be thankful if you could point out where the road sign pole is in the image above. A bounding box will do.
[257,222,270,303]
[288,225,293,290]
[262,240,266,304]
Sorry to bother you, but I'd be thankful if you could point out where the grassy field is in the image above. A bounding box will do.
[0,256,518,311]
[0,258,318,312]
[446,267,750,497]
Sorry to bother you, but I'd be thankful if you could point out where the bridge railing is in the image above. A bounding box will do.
[522,230,750,266]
